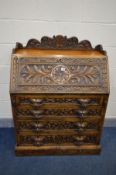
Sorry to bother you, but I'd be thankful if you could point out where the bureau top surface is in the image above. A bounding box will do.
[14,49,105,58]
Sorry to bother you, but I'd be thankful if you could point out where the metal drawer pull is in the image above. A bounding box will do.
[32,110,43,117]
[31,99,43,103]
[32,123,43,129]
[33,136,44,146]
[77,98,98,106]
[77,110,88,117]
[78,110,87,114]
[78,99,90,103]
[77,99,90,106]
[76,122,87,128]
[30,99,43,106]
[75,136,85,141]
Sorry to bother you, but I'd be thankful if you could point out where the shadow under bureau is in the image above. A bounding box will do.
[10,35,109,156]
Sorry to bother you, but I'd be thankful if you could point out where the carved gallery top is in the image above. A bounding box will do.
[10,35,109,94]
[13,35,106,54]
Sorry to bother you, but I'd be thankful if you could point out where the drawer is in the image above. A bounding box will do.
[16,118,101,132]
[15,95,103,107]
[15,106,102,118]
[17,132,99,146]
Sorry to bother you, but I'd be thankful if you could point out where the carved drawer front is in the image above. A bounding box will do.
[15,95,103,107]
[17,118,100,132]
[15,105,102,119]
[17,132,99,147]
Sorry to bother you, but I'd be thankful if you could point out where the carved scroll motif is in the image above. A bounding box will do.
[13,35,106,55]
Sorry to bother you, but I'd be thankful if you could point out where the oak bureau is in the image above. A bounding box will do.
[10,35,110,156]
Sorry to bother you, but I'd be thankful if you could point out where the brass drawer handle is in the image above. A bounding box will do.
[77,99,90,107]
[76,122,87,128]
[30,99,43,106]
[31,99,43,103]
[78,110,87,114]
[32,110,43,118]
[78,99,90,103]
[77,98,99,106]
[75,136,85,141]
[33,136,44,146]
[32,123,43,130]
[77,110,87,117]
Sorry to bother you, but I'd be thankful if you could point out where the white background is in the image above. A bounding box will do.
[0,0,116,119]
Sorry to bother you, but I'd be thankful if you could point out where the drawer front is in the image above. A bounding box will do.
[15,95,103,107]
[17,133,98,146]
[12,94,104,148]
[15,106,102,119]
[16,118,101,132]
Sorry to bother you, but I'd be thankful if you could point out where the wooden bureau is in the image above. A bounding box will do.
[10,35,109,156]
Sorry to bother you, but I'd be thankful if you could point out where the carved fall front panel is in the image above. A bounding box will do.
[19,64,100,85]
[11,56,108,93]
